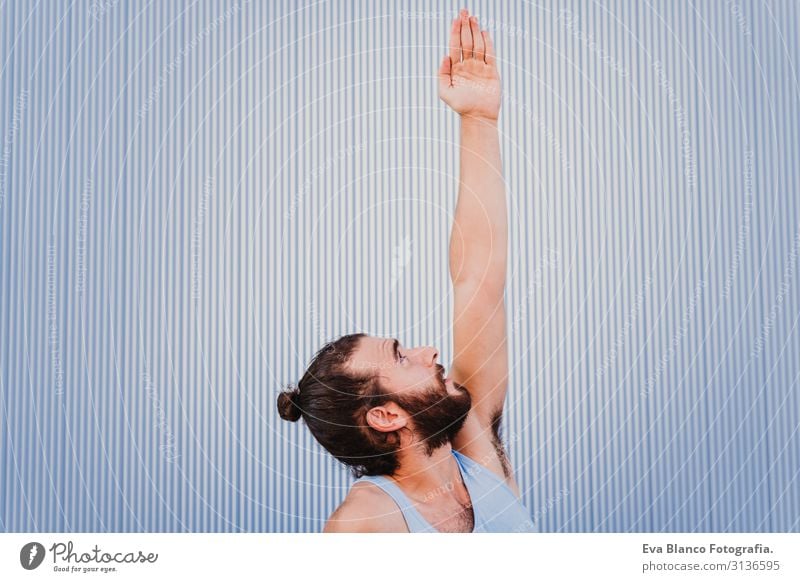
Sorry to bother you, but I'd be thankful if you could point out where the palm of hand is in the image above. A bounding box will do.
[441,59,501,120]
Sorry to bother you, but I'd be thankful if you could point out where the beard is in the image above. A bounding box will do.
[389,372,472,455]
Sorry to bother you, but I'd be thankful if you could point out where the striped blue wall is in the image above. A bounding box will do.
[1,0,798,532]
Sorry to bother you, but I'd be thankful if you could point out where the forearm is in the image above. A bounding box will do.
[449,116,508,293]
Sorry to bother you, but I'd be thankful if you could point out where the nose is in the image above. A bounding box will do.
[409,346,438,366]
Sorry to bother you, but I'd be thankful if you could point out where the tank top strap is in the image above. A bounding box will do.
[354,474,435,533]
[451,449,538,532]
[451,449,522,499]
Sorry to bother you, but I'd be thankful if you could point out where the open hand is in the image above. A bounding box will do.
[438,8,501,121]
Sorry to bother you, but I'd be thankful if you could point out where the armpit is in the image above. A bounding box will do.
[490,407,512,479]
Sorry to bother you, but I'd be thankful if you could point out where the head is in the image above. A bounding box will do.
[277,333,472,477]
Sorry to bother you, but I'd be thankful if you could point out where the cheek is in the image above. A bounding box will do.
[392,369,432,393]
[383,370,417,394]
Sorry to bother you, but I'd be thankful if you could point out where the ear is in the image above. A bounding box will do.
[365,402,407,433]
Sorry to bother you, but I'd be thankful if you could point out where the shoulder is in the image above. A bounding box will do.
[323,480,409,533]
[450,408,522,497]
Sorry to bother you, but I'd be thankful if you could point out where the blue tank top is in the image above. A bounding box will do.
[354,449,537,533]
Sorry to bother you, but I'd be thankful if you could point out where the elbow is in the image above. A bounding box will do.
[450,251,507,297]
[450,256,506,293]
[451,274,506,305]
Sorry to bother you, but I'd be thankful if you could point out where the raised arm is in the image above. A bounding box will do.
[439,11,508,430]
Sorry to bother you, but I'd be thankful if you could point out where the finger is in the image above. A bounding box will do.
[460,11,473,60]
[438,55,452,90]
[471,17,484,61]
[482,30,495,66]
[448,17,461,63]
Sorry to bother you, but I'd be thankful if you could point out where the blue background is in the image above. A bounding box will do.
[0,0,798,532]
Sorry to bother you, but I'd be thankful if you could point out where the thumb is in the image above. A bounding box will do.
[438,56,451,89]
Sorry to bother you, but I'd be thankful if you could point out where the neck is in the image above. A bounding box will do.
[390,442,463,501]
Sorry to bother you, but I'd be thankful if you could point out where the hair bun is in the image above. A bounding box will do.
[277,388,302,422]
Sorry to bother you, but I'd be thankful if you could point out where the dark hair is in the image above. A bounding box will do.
[277,333,402,477]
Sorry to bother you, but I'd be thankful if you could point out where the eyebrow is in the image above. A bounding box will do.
[390,339,400,362]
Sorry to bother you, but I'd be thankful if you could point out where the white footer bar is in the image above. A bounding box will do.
[1,533,798,581]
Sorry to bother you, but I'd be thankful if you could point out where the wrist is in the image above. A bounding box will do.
[460,114,499,128]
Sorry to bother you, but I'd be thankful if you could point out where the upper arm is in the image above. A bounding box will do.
[450,277,508,425]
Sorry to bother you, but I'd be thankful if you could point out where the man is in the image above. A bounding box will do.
[277,8,535,533]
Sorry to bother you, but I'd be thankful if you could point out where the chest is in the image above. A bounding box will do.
[415,496,475,533]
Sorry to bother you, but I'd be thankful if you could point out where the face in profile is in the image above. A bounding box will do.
[347,335,472,454]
